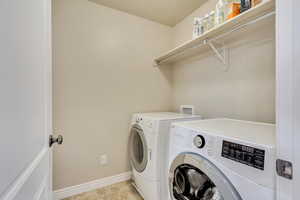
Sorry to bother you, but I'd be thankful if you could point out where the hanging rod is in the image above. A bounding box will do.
[156,10,275,65]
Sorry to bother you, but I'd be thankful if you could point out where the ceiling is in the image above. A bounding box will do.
[89,0,206,26]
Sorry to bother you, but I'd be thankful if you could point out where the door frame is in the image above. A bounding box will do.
[45,0,53,199]
[276,0,300,199]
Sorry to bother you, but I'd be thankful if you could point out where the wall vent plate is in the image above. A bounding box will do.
[180,105,195,115]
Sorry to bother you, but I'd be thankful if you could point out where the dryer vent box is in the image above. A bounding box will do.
[180,105,195,115]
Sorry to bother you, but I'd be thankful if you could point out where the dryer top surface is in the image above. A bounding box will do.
[134,112,201,121]
[173,118,276,147]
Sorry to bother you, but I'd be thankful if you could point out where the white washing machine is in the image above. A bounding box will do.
[168,118,276,200]
[129,112,202,200]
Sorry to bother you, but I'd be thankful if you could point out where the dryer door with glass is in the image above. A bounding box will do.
[169,153,242,200]
[129,124,148,173]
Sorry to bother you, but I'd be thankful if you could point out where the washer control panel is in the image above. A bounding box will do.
[134,116,154,130]
[221,140,265,170]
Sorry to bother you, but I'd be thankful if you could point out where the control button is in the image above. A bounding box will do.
[246,155,253,163]
[235,151,242,159]
[255,160,263,165]
[136,117,143,123]
[230,149,235,157]
[193,135,205,149]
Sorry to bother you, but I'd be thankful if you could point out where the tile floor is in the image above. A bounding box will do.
[63,181,143,200]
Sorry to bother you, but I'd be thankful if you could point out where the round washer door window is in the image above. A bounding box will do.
[129,124,148,173]
[169,153,242,200]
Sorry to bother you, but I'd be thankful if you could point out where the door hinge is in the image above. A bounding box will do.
[276,159,293,180]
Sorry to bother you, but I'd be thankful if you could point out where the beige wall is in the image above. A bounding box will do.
[171,0,276,123]
[53,0,173,190]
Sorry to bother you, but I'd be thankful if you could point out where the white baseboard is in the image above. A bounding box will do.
[53,172,132,200]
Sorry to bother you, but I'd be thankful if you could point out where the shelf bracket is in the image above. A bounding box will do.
[153,60,159,67]
[207,40,229,71]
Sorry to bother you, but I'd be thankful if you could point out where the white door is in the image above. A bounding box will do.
[276,0,300,199]
[0,0,55,200]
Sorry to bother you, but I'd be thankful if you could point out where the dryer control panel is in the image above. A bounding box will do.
[221,140,265,170]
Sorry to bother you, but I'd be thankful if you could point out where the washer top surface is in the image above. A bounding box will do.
[135,112,200,121]
[173,118,276,147]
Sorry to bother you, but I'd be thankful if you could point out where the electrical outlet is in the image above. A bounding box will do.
[100,154,108,165]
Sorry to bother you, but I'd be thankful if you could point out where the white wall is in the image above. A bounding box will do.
[171,0,276,123]
[52,0,173,190]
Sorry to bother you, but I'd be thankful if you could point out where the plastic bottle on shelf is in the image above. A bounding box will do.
[193,17,201,39]
[215,0,226,26]
[252,0,262,7]
[240,0,251,12]
[208,11,215,30]
[203,14,210,33]
[193,17,206,39]
[226,2,241,20]
[199,17,205,36]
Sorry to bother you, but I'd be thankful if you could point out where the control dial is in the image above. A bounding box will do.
[135,117,143,123]
[193,135,205,149]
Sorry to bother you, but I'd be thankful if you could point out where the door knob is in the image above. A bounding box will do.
[49,135,63,147]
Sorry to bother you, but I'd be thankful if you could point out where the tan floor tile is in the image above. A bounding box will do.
[63,180,143,200]
[62,197,73,200]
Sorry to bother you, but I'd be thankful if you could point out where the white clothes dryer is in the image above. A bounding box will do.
[129,112,202,200]
[168,119,276,200]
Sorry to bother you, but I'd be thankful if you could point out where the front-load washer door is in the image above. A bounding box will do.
[169,153,242,200]
[129,124,148,173]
